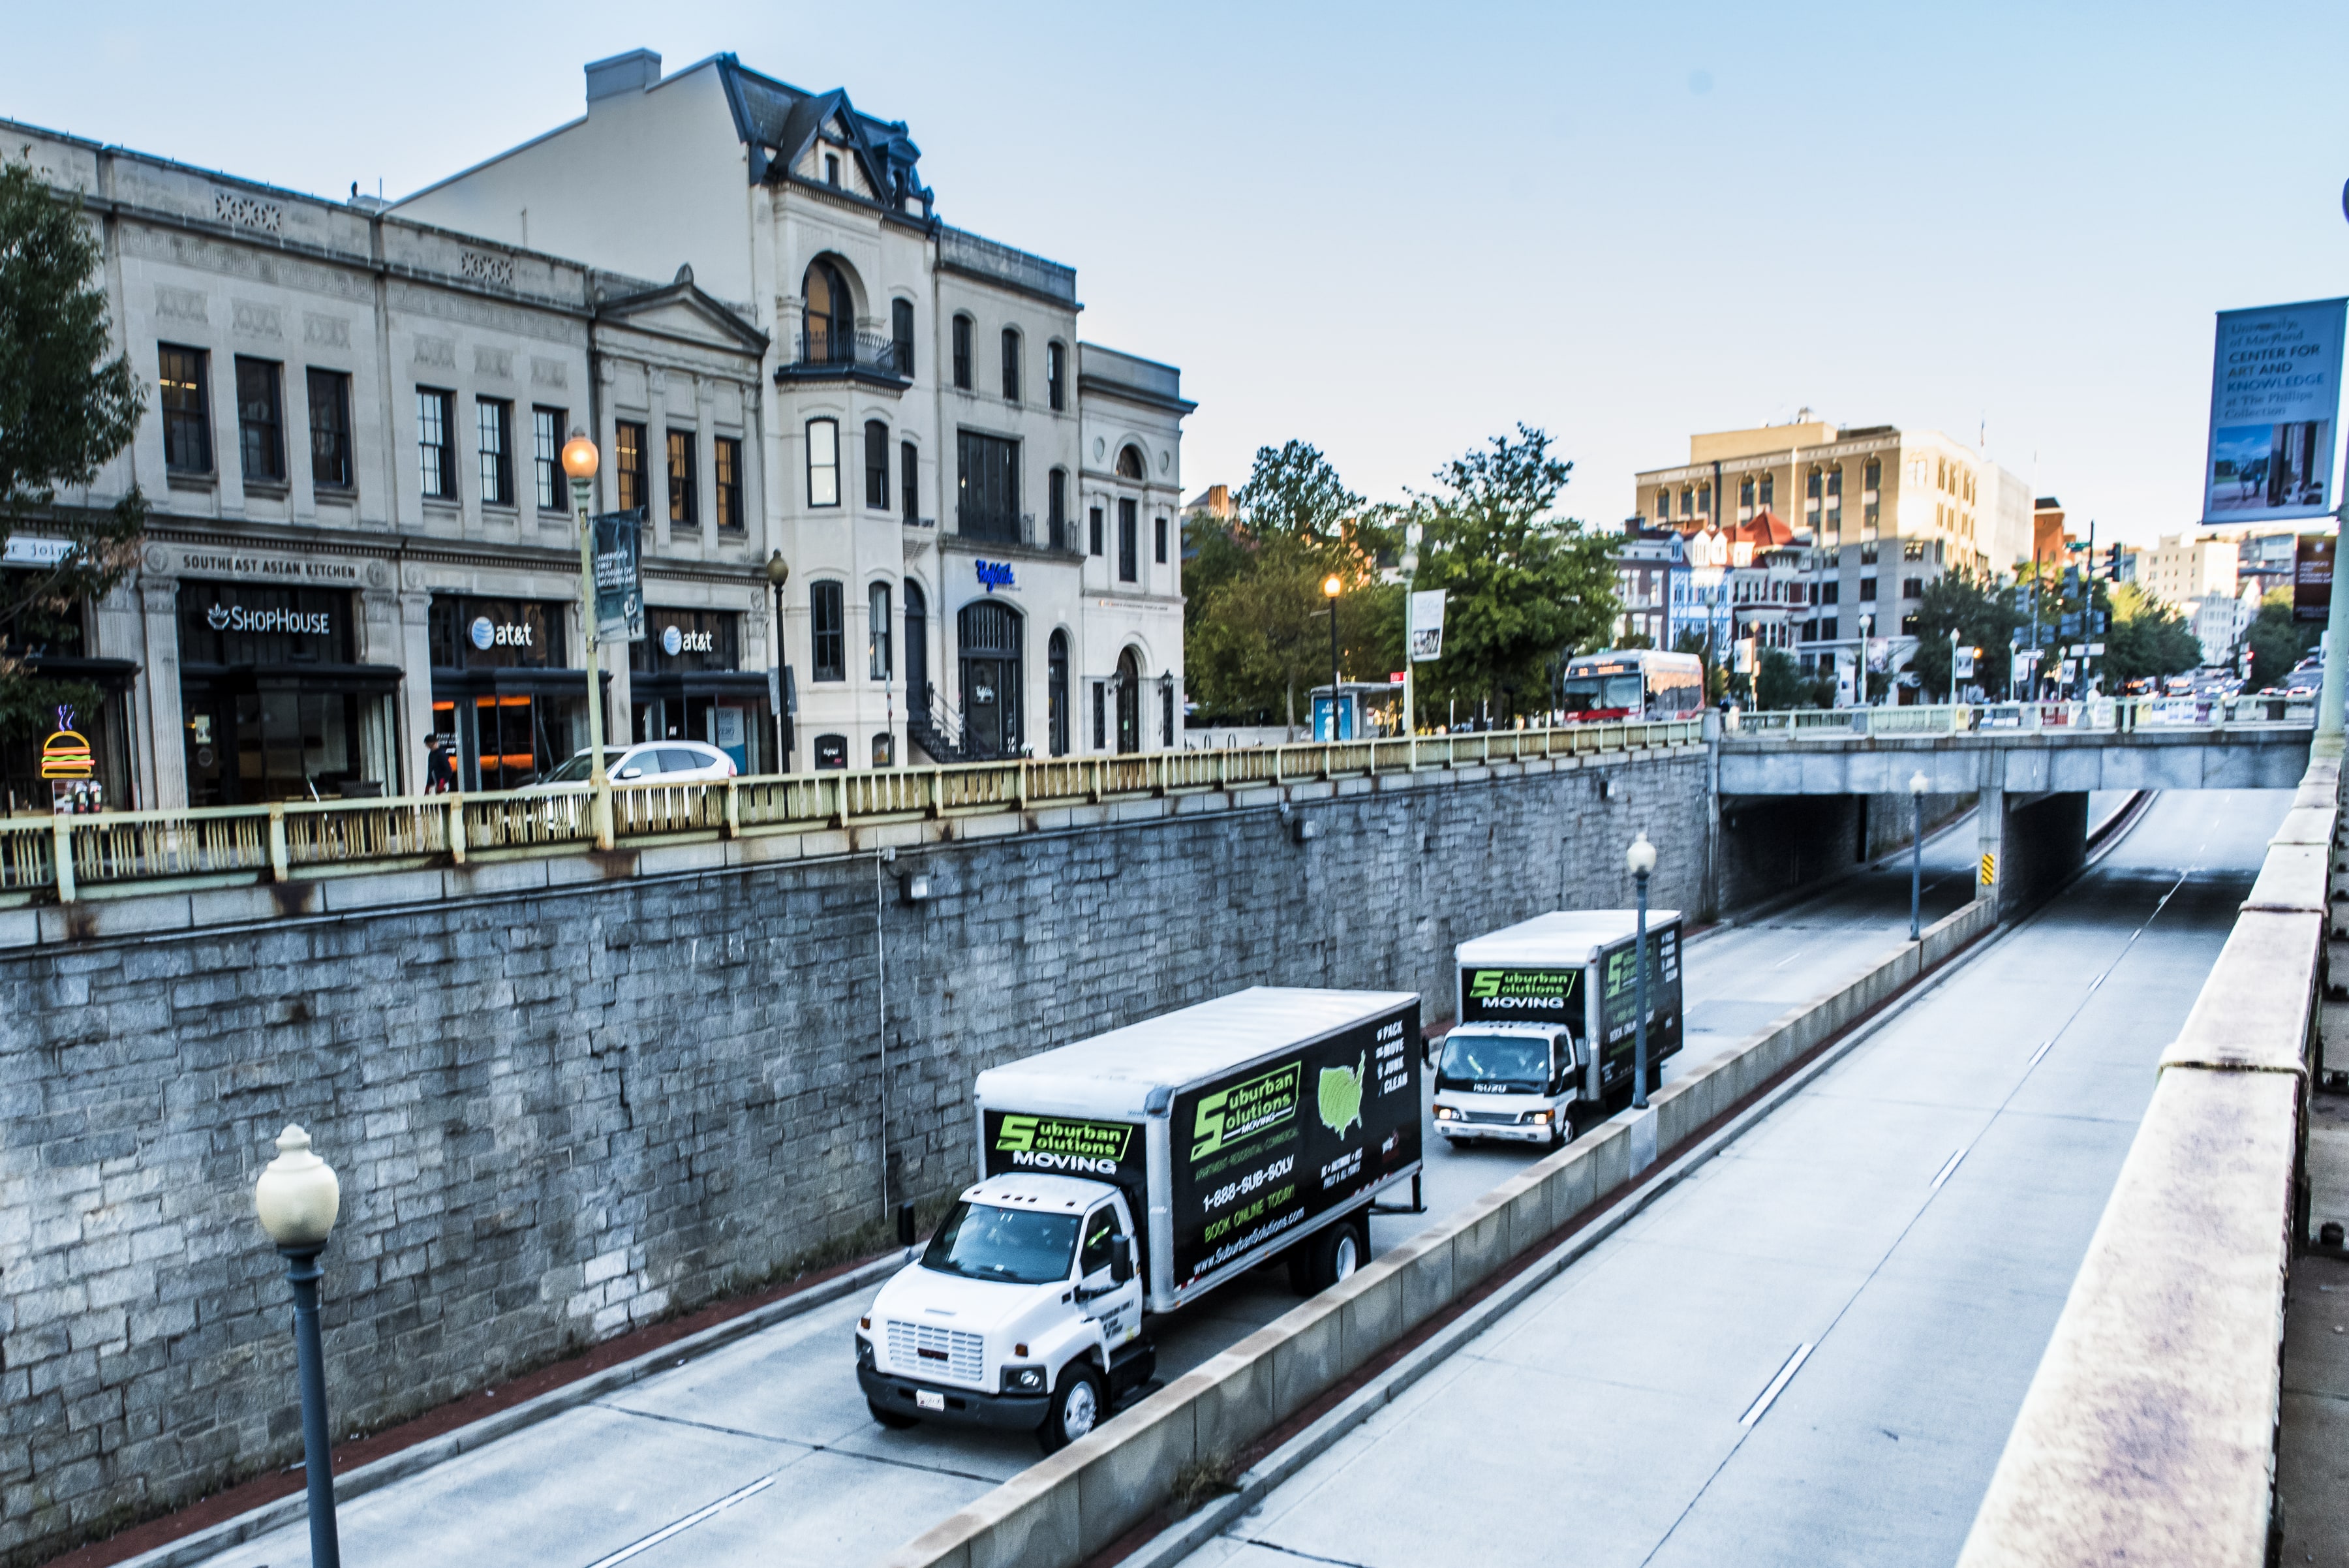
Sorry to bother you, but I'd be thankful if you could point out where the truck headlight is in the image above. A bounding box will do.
[1524,1110,1550,1125]
[1002,1364,1045,1394]
[1434,1106,1455,1121]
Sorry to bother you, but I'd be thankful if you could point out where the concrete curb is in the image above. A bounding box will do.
[108,1252,910,1568]
[1113,887,2008,1568]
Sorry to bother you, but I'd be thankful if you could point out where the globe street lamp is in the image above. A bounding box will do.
[1909,769,1929,940]
[254,1126,343,1568]
[766,551,792,773]
[1626,831,1657,1110]
[1322,575,1343,741]
[560,431,613,850]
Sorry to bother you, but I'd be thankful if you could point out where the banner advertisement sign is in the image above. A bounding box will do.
[1407,589,1447,662]
[2203,298,2348,523]
[591,508,645,642]
[2295,534,2336,623]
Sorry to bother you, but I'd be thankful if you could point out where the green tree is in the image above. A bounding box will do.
[0,159,148,736]
[1754,647,1807,709]
[1907,570,2021,700]
[2100,583,2203,689]
[1407,425,1619,717]
[2245,587,2318,688]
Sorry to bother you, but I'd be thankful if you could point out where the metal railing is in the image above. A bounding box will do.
[784,329,908,378]
[2,717,1702,906]
[1728,696,2318,738]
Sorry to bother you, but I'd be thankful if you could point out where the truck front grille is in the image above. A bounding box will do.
[1461,1109,1523,1124]
[886,1319,985,1384]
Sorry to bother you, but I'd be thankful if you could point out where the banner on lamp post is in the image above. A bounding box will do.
[2202,297,2348,524]
[1407,589,1447,662]
[591,508,645,642]
[2295,534,2336,623]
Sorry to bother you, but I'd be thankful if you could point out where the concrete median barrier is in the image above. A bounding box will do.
[882,895,1997,1568]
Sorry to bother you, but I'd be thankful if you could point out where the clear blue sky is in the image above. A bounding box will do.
[7,0,2342,547]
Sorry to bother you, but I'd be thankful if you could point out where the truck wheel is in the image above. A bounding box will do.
[1296,1218,1367,1295]
[1037,1363,1105,1454]
[868,1399,919,1430]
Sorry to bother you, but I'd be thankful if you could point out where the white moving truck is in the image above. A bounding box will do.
[1434,911,1683,1146]
[855,987,1423,1451]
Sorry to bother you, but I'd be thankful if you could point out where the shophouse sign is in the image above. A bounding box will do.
[173,548,363,585]
[975,559,1016,592]
[205,602,333,636]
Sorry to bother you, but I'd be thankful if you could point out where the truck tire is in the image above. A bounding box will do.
[1293,1217,1367,1295]
[1037,1362,1105,1454]
[868,1398,919,1430]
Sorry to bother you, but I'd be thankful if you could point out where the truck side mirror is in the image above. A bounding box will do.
[1109,1235,1133,1285]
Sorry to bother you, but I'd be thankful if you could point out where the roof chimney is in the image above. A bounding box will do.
[585,50,661,106]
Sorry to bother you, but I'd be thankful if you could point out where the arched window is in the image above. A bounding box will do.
[900,440,918,523]
[1655,487,1670,520]
[1001,328,1021,402]
[864,419,889,509]
[1047,629,1070,756]
[810,581,845,681]
[1116,444,1146,481]
[806,418,838,507]
[891,299,915,378]
[803,259,851,364]
[957,600,1023,758]
[1758,472,1773,509]
[951,314,973,390]
[1047,342,1067,411]
[868,580,892,681]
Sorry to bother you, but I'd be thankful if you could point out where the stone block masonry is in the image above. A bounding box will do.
[0,752,1709,1566]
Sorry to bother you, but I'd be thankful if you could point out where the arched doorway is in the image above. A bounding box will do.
[1047,630,1069,757]
[958,600,1022,758]
[1115,647,1141,754]
[903,579,929,716]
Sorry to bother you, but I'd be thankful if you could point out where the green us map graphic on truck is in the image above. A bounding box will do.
[1168,1006,1423,1293]
[1317,1053,1366,1137]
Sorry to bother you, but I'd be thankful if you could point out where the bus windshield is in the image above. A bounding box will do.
[919,1201,1081,1285]
[1561,675,1644,715]
[1437,1030,1556,1091]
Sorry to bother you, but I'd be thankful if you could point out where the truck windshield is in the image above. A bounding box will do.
[1437,1032,1553,1089]
[921,1201,1081,1285]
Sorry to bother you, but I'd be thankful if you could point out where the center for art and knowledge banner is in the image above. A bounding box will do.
[2203,298,2348,524]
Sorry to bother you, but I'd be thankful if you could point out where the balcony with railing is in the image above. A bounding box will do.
[776,327,910,385]
[953,507,1084,555]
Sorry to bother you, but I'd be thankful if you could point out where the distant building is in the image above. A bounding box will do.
[2226,523,2311,602]
[2033,497,2072,566]
[1183,484,1236,522]
[2188,589,2256,668]
[1632,415,2031,699]
[1612,524,1681,647]
[2138,533,2240,609]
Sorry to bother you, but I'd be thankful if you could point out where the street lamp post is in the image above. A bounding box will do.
[1401,524,1421,765]
[1322,574,1342,741]
[766,551,791,773]
[1627,831,1657,1110]
[1857,613,1873,707]
[560,431,613,850]
[254,1126,343,1568]
[1909,769,1928,940]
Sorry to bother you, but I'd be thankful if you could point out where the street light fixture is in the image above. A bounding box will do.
[1322,575,1343,741]
[766,551,792,773]
[1400,524,1421,765]
[254,1126,343,1568]
[560,431,613,850]
[1908,769,1929,940]
[1626,831,1657,1110]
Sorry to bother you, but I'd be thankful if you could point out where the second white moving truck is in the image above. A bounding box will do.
[855,987,1423,1451]
[1434,910,1683,1145]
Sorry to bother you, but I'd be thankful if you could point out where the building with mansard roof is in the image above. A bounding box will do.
[395,48,1192,767]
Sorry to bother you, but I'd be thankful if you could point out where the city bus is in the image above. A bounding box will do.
[1559,649,1707,722]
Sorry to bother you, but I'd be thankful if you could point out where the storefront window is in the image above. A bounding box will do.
[427,594,583,792]
[628,608,767,773]
[177,581,397,805]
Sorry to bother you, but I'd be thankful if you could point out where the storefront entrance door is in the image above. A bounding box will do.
[957,600,1022,760]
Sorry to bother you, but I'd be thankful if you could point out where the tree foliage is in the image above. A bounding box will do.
[1905,570,2021,699]
[2099,583,2203,689]
[1404,425,1620,715]
[2246,587,2319,689]
[0,159,147,736]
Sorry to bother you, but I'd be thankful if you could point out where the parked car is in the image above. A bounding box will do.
[523,742,735,790]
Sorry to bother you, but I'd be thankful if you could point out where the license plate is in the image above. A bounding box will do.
[915,1389,945,1411]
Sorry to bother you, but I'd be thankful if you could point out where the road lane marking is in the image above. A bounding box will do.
[600,1402,1006,1485]
[581,1473,775,1568]
[1738,1342,1814,1428]
[2027,1040,2053,1068]
[1929,1146,1969,1191]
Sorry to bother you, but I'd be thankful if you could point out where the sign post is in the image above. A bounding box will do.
[1405,561,1442,766]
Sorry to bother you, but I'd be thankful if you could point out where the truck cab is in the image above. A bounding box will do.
[855,1173,1153,1453]
[1432,1022,1581,1146]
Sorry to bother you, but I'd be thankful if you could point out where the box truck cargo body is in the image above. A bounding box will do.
[1436,911,1683,1144]
[855,987,1422,1451]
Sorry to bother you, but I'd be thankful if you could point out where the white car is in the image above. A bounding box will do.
[527,741,736,789]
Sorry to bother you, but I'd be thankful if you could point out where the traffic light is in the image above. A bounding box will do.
[2106,542,2124,581]
[2013,585,2032,615]
[2062,564,2081,596]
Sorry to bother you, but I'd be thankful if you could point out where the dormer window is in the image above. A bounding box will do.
[825,153,840,187]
